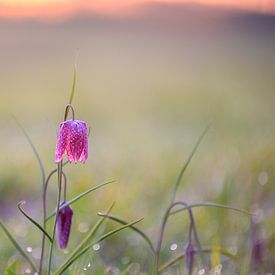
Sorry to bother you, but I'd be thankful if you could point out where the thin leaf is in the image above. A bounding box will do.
[0,220,37,272]
[170,124,211,203]
[170,202,253,216]
[46,180,115,221]
[68,57,78,105]
[56,218,143,274]
[98,212,155,253]
[13,116,46,186]
[158,247,237,272]
[18,201,53,243]
[55,202,116,274]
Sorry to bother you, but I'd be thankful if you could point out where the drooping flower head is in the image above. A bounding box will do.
[57,202,73,250]
[184,242,195,274]
[55,119,88,163]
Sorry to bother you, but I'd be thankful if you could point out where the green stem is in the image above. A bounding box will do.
[154,201,206,275]
[47,161,63,274]
[39,169,67,274]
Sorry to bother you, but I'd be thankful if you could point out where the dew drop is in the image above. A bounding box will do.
[78,222,89,233]
[258,171,268,186]
[93,243,100,251]
[26,246,32,253]
[198,268,205,275]
[170,243,178,251]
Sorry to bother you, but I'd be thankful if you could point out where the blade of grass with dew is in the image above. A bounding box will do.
[46,180,115,221]
[170,124,211,203]
[97,212,155,253]
[17,201,53,243]
[55,202,116,274]
[13,116,46,186]
[0,220,37,272]
[55,218,143,274]
[158,247,237,273]
[170,202,253,216]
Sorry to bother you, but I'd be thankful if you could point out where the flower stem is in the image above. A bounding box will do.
[39,169,67,274]
[47,161,63,274]
[154,201,205,275]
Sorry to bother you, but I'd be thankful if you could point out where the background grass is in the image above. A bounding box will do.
[0,3,275,273]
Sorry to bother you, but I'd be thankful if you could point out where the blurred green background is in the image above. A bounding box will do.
[0,3,275,273]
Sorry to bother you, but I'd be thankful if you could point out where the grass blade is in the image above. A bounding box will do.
[170,124,211,203]
[68,55,78,105]
[158,247,237,272]
[170,202,253,216]
[55,202,115,274]
[18,201,53,243]
[55,218,143,274]
[0,220,37,272]
[98,212,155,253]
[46,180,115,221]
[13,117,46,186]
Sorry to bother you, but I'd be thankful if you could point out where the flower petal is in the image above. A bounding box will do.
[67,121,82,162]
[55,122,70,163]
[79,122,88,162]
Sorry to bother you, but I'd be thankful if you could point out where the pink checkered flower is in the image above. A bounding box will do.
[55,119,88,163]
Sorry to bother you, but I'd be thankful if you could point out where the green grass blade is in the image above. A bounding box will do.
[55,202,115,274]
[98,212,155,253]
[68,61,77,105]
[170,202,253,216]
[13,116,46,186]
[18,201,53,243]
[56,218,143,274]
[158,247,237,272]
[170,124,211,203]
[0,220,37,272]
[46,180,115,221]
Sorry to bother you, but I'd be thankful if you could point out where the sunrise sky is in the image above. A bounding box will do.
[0,0,274,20]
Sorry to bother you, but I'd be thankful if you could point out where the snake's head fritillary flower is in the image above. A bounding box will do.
[185,242,195,274]
[57,202,73,250]
[251,234,264,269]
[55,120,88,163]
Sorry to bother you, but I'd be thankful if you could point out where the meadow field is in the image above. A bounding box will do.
[0,3,275,274]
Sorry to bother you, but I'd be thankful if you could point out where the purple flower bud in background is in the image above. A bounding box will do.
[55,120,88,163]
[57,202,73,250]
[185,242,195,274]
[252,237,263,264]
